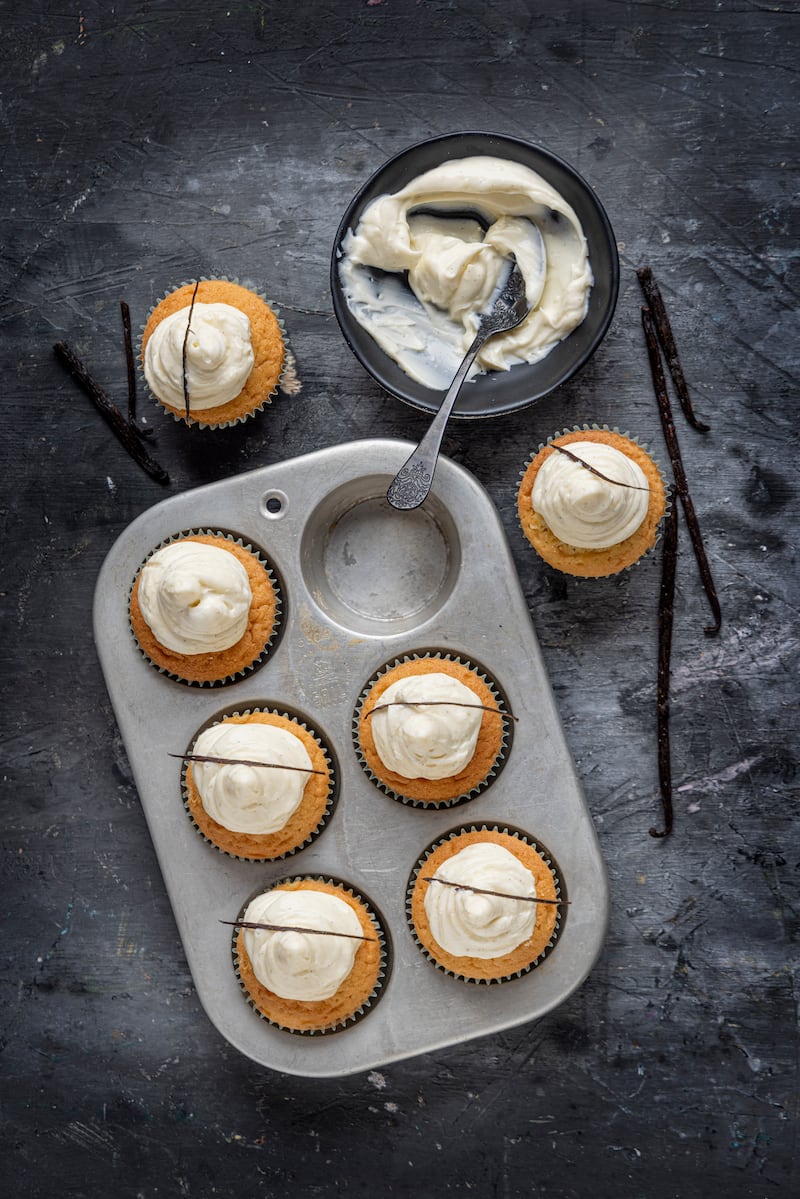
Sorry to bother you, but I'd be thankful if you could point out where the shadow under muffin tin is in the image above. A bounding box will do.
[94,438,609,1076]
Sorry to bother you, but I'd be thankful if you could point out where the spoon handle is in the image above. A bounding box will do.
[386,332,483,510]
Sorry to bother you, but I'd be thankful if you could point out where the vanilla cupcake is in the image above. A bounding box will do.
[183,710,335,860]
[408,827,562,983]
[129,532,281,684]
[233,877,388,1034]
[355,653,510,807]
[517,427,667,577]
[141,279,285,427]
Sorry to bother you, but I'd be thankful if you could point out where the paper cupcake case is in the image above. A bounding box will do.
[231,875,391,1036]
[128,528,284,687]
[180,705,338,862]
[352,649,514,809]
[406,824,565,986]
[139,276,290,429]
[516,423,671,578]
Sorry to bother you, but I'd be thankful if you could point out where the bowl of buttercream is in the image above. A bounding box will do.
[331,131,619,418]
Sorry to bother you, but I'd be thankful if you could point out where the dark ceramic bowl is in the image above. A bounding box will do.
[331,131,619,419]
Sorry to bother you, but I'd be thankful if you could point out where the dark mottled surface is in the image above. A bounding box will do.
[2,1,797,1195]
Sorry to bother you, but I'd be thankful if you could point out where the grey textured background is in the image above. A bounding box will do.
[2,1,797,1195]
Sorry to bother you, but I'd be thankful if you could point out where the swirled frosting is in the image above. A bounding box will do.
[370,672,483,780]
[424,842,536,958]
[242,889,362,1001]
[137,540,252,654]
[532,441,650,549]
[144,301,254,411]
[191,722,313,834]
[339,155,592,388]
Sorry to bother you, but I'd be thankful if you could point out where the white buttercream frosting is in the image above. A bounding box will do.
[532,441,650,549]
[424,842,537,958]
[191,721,313,834]
[370,671,483,780]
[144,301,254,411]
[242,889,362,1001]
[339,155,592,389]
[137,540,252,654]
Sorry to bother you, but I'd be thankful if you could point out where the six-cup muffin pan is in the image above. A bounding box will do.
[93,437,609,1077]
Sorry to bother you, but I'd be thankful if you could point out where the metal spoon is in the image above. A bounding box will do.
[386,263,532,510]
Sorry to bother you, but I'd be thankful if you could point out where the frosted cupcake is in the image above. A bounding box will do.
[355,654,510,807]
[408,827,562,983]
[233,877,387,1034]
[141,279,285,427]
[183,710,334,860]
[129,532,281,684]
[517,427,667,577]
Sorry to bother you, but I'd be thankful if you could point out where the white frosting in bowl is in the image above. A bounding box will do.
[532,441,650,548]
[144,301,254,411]
[339,155,592,389]
[137,540,252,654]
[242,889,362,1001]
[424,841,537,958]
[370,671,483,780]
[191,722,313,834]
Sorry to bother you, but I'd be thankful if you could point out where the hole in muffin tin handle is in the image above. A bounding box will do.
[261,490,289,519]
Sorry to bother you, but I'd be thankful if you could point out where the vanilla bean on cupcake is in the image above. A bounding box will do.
[129,532,281,684]
[355,654,510,807]
[517,427,667,577]
[141,279,285,427]
[183,710,334,860]
[408,827,562,983]
[233,877,387,1034]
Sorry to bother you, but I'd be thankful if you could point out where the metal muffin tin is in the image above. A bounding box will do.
[94,437,609,1077]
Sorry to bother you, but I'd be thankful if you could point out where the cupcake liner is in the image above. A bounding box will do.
[516,424,670,579]
[406,824,564,985]
[129,528,284,687]
[139,277,290,429]
[231,875,390,1036]
[352,649,513,809]
[180,706,337,862]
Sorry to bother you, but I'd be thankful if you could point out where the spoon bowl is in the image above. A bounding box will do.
[386,264,532,511]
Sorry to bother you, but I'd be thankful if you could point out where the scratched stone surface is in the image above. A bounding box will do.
[1,1,797,1195]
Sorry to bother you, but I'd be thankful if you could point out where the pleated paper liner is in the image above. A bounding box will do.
[128,528,284,686]
[180,705,337,862]
[516,424,670,578]
[406,824,565,985]
[139,277,290,428]
[352,649,513,809]
[231,875,391,1036]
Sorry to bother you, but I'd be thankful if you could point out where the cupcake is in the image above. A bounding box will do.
[408,826,562,983]
[183,710,334,860]
[233,877,387,1034]
[129,531,281,684]
[517,427,667,577]
[355,653,510,807]
[141,279,285,427]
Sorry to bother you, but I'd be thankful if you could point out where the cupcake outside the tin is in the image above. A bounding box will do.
[232,877,388,1034]
[182,709,335,861]
[140,279,285,427]
[354,653,510,808]
[129,531,282,685]
[407,826,562,984]
[516,426,667,578]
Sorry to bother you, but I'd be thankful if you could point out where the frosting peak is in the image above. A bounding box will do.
[370,671,483,780]
[242,889,362,1001]
[144,301,254,411]
[424,842,537,958]
[137,540,252,654]
[191,722,313,834]
[532,441,650,548]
